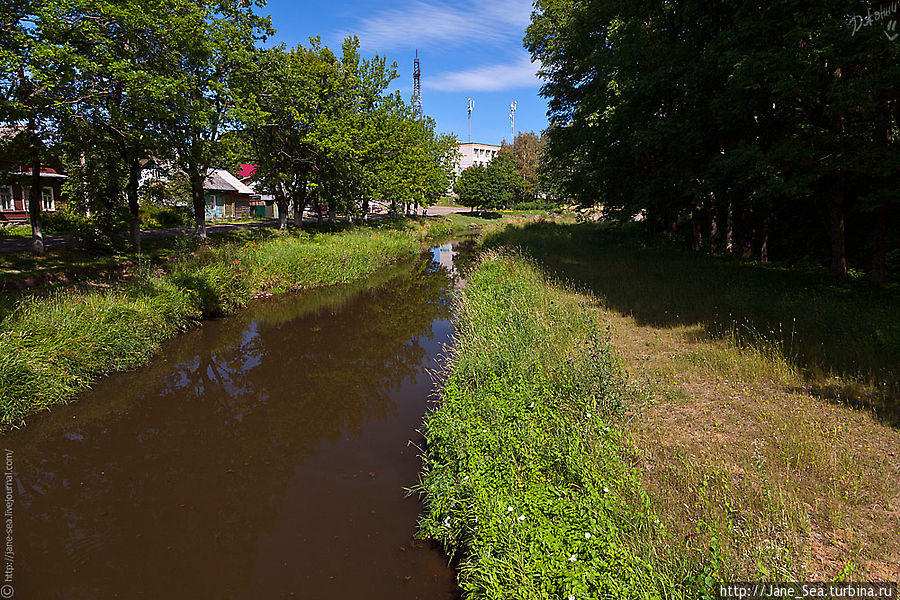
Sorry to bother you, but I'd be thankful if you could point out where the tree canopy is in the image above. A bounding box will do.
[526,0,899,283]
[1,0,457,251]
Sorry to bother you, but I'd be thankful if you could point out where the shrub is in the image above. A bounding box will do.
[140,205,193,229]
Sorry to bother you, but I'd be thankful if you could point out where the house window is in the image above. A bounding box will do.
[0,186,11,211]
[24,187,55,211]
[42,187,54,211]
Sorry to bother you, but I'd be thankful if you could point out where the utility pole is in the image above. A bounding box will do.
[467,97,475,142]
[413,50,422,119]
[509,100,517,141]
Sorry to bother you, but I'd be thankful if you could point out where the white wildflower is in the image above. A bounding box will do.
[518,515,526,522]
[584,532,591,539]
[507,506,514,512]
[568,554,577,562]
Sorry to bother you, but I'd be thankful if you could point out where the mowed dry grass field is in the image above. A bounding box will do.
[609,313,900,579]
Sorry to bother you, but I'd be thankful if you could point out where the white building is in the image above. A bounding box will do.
[456,142,501,174]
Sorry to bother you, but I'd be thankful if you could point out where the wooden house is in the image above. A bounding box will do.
[0,161,67,224]
[203,169,256,219]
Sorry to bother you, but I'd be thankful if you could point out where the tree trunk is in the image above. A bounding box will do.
[188,163,207,240]
[104,161,119,212]
[724,197,734,254]
[709,193,719,253]
[830,187,847,276]
[28,154,44,256]
[691,207,702,252]
[760,216,770,263]
[126,154,141,250]
[80,152,91,217]
[291,198,301,228]
[276,190,288,230]
[740,207,755,259]
[872,102,893,286]
[872,201,888,286]
[327,204,335,223]
[293,180,307,228]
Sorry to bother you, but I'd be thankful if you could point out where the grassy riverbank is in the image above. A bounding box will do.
[0,219,453,428]
[418,251,667,598]
[419,225,899,596]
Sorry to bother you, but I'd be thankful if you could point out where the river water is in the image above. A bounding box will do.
[5,243,468,599]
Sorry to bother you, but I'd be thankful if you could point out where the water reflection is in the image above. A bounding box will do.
[7,251,460,599]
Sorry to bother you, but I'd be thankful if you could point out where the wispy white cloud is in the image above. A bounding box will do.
[425,54,541,92]
[338,0,533,51]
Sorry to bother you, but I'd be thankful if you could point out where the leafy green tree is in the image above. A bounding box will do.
[169,0,271,239]
[372,99,457,215]
[526,0,899,282]
[43,0,195,249]
[0,0,59,254]
[237,43,325,229]
[504,131,546,205]
[453,164,490,211]
[240,35,456,224]
[454,151,520,211]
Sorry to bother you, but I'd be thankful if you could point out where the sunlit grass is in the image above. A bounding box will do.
[418,250,669,598]
[0,225,30,239]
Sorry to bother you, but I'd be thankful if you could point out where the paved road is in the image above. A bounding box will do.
[0,233,74,253]
[0,207,471,254]
[423,205,472,216]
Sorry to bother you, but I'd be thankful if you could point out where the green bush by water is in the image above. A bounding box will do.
[0,222,445,427]
[418,251,674,599]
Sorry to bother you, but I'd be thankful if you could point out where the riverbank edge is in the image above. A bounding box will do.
[0,218,456,430]
[416,250,676,598]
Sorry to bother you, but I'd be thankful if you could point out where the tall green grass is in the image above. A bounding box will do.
[0,221,448,427]
[418,251,675,599]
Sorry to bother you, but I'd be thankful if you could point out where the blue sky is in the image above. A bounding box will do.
[263,0,547,146]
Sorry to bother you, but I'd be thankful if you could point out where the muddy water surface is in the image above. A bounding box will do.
[6,247,466,599]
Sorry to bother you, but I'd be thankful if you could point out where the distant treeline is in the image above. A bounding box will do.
[526,1,899,283]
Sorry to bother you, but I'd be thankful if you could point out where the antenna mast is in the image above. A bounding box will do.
[467,97,475,142]
[413,50,422,119]
[509,100,517,140]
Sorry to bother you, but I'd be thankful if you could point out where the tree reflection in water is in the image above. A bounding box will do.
[6,250,460,600]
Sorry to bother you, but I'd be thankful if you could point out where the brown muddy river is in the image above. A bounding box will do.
[5,244,467,599]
